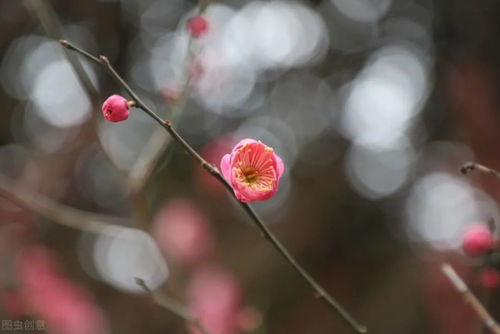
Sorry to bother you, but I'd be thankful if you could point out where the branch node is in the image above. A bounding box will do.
[59,39,70,48]
[460,162,475,175]
[201,162,219,175]
[99,55,109,64]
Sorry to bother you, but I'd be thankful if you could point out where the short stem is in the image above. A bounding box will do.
[60,40,366,333]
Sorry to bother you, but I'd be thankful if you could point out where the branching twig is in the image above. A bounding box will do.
[60,40,367,333]
[461,162,500,181]
[135,278,210,334]
[441,263,500,334]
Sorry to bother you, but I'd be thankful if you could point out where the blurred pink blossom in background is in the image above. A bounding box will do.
[2,291,26,319]
[15,245,108,334]
[0,198,33,239]
[188,264,243,334]
[480,268,500,289]
[161,84,182,105]
[152,198,215,266]
[195,136,236,196]
[461,223,493,256]
[187,15,209,38]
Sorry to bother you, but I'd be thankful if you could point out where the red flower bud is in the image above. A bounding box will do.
[187,15,209,38]
[481,268,500,289]
[462,224,493,256]
[101,95,131,122]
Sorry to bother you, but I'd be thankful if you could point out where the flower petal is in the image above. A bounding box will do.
[274,153,285,180]
[220,154,232,182]
[232,138,258,153]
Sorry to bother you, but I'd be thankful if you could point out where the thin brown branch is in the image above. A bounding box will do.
[135,278,210,334]
[461,162,500,181]
[441,263,500,334]
[60,40,367,333]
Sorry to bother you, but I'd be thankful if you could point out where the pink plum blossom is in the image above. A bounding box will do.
[462,224,493,256]
[187,265,242,334]
[101,95,131,122]
[220,139,285,202]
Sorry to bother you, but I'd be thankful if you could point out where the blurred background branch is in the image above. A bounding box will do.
[0,173,126,235]
[24,0,99,101]
[461,162,500,181]
[442,264,500,334]
[136,278,211,334]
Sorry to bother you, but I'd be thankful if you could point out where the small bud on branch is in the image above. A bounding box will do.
[187,15,209,38]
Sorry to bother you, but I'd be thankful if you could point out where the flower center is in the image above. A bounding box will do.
[243,167,259,184]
